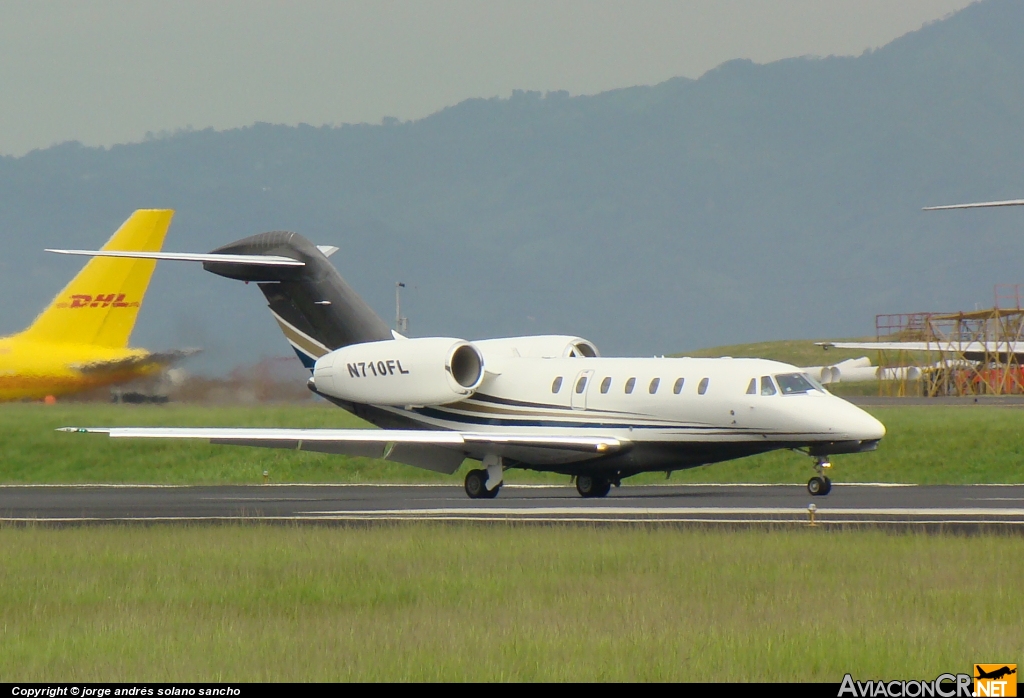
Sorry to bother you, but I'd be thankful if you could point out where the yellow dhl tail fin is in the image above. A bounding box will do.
[21,209,174,348]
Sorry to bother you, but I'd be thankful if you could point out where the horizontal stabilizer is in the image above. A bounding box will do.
[923,199,1024,210]
[46,249,304,267]
[71,348,201,375]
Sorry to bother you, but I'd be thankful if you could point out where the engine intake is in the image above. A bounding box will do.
[312,337,484,406]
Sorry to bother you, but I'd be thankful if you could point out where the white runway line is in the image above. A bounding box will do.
[5,482,997,489]
[1,514,1022,525]
[304,506,1024,517]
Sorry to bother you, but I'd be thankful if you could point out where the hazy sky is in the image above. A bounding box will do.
[0,0,974,156]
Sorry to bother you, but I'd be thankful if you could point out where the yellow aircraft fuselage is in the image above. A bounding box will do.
[0,337,156,401]
[0,209,174,402]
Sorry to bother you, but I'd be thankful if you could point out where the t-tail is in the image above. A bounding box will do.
[24,209,173,347]
[202,232,393,368]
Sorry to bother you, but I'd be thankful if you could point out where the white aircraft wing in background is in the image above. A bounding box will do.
[923,199,1024,210]
[817,341,1024,361]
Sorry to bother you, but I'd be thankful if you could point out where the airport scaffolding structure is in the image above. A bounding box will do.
[874,284,1024,397]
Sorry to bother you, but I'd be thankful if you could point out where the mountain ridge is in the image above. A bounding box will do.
[2,0,1023,373]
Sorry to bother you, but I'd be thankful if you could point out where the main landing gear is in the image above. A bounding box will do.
[576,475,611,498]
[465,455,504,499]
[807,456,832,496]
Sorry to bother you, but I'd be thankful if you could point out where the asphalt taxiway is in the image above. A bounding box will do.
[1,483,1023,529]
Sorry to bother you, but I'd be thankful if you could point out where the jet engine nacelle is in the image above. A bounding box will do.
[312,337,484,406]
[473,335,599,360]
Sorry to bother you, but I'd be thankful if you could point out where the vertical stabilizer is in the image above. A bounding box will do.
[21,209,173,348]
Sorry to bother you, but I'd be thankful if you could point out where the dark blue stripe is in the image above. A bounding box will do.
[413,406,757,432]
[292,346,316,370]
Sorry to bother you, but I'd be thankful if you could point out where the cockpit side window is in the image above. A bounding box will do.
[802,373,827,392]
[746,378,756,395]
[760,376,777,396]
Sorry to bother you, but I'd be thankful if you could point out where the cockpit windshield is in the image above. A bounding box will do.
[774,372,822,395]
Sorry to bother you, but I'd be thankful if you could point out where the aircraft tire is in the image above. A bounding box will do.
[464,469,488,499]
[807,476,828,496]
[577,475,611,498]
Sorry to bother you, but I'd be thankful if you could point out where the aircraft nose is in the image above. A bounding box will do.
[839,400,886,441]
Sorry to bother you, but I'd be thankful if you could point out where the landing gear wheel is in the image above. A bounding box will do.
[807,476,831,496]
[465,469,488,499]
[576,475,612,498]
[465,469,501,499]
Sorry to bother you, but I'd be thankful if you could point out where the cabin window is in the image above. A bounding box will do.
[760,376,777,396]
[698,377,709,395]
[649,378,660,394]
[551,377,563,393]
[775,372,816,395]
[575,376,588,394]
[625,377,636,394]
[746,378,756,395]
[600,377,612,394]
[674,377,685,394]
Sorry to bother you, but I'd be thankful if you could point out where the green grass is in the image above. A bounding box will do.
[0,525,1019,681]
[3,402,1024,485]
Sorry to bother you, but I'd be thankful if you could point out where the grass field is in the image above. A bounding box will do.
[1,524,1019,681]
[2,402,1024,485]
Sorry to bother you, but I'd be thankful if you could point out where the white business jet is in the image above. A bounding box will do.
[52,231,885,498]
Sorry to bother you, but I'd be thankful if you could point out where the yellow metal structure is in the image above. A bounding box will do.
[0,209,174,401]
[875,303,1024,397]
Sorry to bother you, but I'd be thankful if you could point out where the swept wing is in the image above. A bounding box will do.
[59,426,627,474]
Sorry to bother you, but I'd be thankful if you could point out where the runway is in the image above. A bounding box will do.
[2,483,1023,529]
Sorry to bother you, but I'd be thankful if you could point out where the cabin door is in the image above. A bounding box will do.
[571,370,595,411]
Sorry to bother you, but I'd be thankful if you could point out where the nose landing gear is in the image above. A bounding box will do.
[807,457,832,496]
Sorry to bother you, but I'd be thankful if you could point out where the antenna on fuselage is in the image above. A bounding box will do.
[395,282,409,335]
